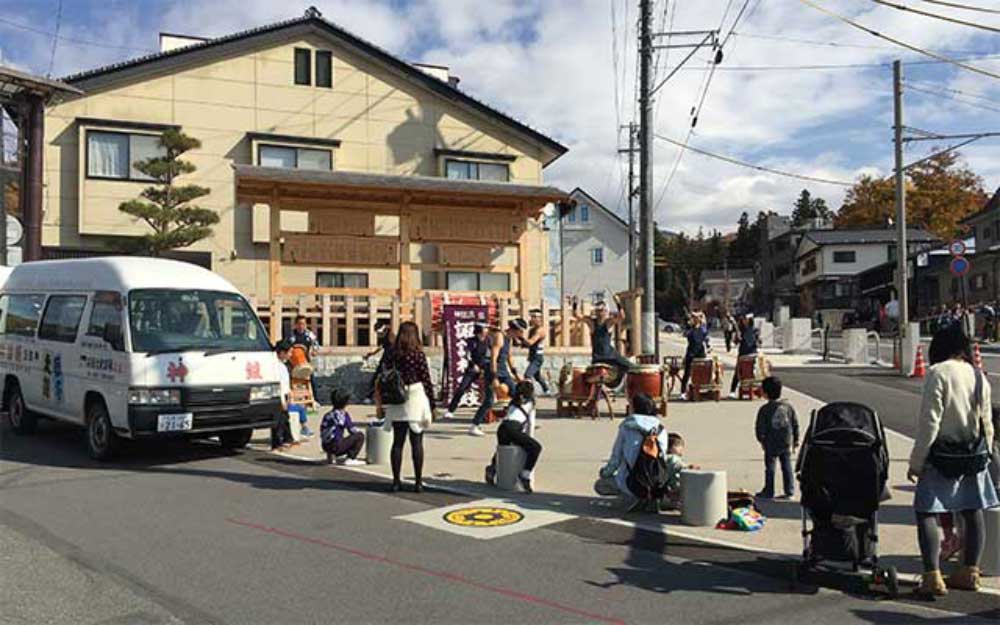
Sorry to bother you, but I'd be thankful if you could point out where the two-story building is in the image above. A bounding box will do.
[37,9,574,343]
[545,187,632,306]
[754,214,832,317]
[795,228,937,316]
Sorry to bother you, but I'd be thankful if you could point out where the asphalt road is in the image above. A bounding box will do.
[2,418,998,625]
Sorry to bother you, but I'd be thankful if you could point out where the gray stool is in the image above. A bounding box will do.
[983,508,1000,576]
[496,445,527,491]
[680,470,728,527]
[366,424,392,465]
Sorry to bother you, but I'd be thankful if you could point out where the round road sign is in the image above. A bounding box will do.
[949,239,967,256]
[950,256,970,277]
[443,506,524,528]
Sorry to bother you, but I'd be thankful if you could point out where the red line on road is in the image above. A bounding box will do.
[226,517,626,625]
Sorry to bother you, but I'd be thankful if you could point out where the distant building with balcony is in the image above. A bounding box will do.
[754,213,832,317]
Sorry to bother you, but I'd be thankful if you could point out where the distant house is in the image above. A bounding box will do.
[795,228,938,315]
[754,214,833,317]
[545,187,632,306]
[700,268,754,314]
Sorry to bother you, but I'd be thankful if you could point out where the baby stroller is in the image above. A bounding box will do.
[792,401,898,596]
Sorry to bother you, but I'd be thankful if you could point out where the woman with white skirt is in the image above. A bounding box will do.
[383,321,435,493]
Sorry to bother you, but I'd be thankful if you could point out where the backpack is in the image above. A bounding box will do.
[378,352,407,405]
[626,424,669,500]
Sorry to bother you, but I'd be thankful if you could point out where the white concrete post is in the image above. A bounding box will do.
[782,318,813,354]
[843,328,868,364]
[900,322,921,377]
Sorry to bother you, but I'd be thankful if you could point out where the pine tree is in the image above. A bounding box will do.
[791,189,832,226]
[118,129,218,256]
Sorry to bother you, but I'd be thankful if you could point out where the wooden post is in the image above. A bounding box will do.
[630,292,643,357]
[268,191,282,344]
[345,295,356,346]
[561,297,571,348]
[541,300,551,348]
[399,197,412,320]
[581,302,592,349]
[367,297,378,347]
[321,294,332,347]
[391,297,401,334]
[499,296,509,330]
[517,211,530,303]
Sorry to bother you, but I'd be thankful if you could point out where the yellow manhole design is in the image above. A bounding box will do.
[443,506,525,528]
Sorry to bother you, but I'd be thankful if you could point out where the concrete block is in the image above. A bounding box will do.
[983,508,1000,576]
[774,305,791,328]
[496,445,527,491]
[681,470,728,527]
[900,322,920,377]
[782,318,813,354]
[366,424,392,465]
[760,321,775,348]
[843,328,868,364]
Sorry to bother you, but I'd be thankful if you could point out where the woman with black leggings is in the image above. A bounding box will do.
[908,325,997,596]
[383,322,435,493]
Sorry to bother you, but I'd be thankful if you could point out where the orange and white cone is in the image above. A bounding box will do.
[911,345,926,379]
[974,342,984,370]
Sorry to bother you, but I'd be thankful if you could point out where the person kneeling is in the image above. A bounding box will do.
[320,388,366,466]
[485,381,542,493]
[595,393,673,512]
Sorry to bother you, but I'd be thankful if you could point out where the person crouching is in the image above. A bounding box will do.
[320,388,366,466]
[485,380,542,493]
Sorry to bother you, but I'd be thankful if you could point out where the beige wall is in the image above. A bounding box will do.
[43,32,551,298]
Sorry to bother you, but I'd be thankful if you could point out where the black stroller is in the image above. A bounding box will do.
[792,401,898,596]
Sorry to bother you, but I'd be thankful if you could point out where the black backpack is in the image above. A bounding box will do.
[626,424,670,500]
[378,351,407,405]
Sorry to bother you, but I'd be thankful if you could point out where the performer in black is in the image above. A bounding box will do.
[443,324,490,419]
[573,295,632,376]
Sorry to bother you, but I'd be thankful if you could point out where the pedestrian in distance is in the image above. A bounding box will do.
[444,324,490,419]
[754,376,799,500]
[523,309,550,395]
[722,311,737,353]
[383,321,435,493]
[320,388,366,465]
[484,380,542,493]
[469,319,525,437]
[908,324,998,596]
[271,340,302,451]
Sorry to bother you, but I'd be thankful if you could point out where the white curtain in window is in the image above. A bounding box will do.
[445,160,470,180]
[480,273,510,292]
[130,134,165,180]
[87,132,128,178]
[297,148,331,171]
[478,162,508,181]
[447,272,478,290]
[260,145,296,168]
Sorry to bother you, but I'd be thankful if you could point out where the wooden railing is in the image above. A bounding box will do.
[251,288,644,355]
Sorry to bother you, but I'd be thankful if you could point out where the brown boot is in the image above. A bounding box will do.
[916,570,948,597]
[946,566,981,591]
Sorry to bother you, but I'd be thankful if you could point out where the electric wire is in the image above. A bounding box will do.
[796,0,1000,79]
[905,83,1000,113]
[46,0,64,77]
[731,31,981,55]
[920,0,1000,14]
[0,15,154,53]
[870,0,1000,33]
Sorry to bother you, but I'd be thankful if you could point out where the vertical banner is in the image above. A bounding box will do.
[442,304,489,407]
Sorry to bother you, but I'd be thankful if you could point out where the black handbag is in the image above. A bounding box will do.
[377,353,407,406]
[928,370,992,479]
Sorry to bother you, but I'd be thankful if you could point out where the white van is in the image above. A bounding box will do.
[0,257,283,459]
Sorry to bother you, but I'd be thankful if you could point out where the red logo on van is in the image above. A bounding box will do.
[245,361,262,380]
[167,360,188,383]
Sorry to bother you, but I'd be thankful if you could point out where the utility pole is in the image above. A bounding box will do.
[618,122,638,291]
[0,110,6,266]
[638,0,656,358]
[893,60,909,344]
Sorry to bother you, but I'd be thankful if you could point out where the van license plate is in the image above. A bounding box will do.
[157,413,193,432]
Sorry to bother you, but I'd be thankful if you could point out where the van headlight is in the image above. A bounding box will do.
[128,388,181,405]
[250,383,281,402]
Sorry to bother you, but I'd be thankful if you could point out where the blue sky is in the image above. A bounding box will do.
[1,0,999,233]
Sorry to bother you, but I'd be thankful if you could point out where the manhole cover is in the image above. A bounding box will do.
[443,506,525,528]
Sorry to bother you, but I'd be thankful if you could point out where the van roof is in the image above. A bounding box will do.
[3,257,240,294]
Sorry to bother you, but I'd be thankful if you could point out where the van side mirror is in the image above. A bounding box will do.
[103,324,124,351]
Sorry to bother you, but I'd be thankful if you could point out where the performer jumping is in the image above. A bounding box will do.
[469,319,525,437]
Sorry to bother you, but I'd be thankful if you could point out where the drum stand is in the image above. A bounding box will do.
[663,356,683,397]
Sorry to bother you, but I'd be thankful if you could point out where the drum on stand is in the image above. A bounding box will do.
[626,365,663,400]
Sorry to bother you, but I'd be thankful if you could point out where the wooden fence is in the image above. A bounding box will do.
[251,289,643,355]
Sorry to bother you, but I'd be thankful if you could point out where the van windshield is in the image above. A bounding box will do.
[128,289,271,354]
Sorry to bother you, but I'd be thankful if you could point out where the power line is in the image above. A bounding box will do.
[0,15,154,53]
[732,31,981,55]
[920,0,1000,14]
[796,0,1000,80]
[690,53,1000,72]
[905,83,1000,114]
[46,0,63,77]
[870,0,1000,34]
[654,133,855,186]
[906,81,1000,105]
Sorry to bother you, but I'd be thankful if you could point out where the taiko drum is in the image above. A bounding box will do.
[289,344,314,379]
[626,365,663,400]
[568,366,589,397]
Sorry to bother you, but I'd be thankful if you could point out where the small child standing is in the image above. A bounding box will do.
[663,433,688,506]
[485,381,542,493]
[754,376,799,500]
[320,389,366,465]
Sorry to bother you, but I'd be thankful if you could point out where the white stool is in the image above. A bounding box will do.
[982,508,1000,576]
[496,445,527,491]
[680,470,728,527]
[366,424,392,465]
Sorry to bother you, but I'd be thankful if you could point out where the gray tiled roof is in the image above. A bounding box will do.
[233,164,569,200]
[803,228,938,246]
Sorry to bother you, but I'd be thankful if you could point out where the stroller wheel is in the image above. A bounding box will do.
[885,566,899,598]
[790,561,807,591]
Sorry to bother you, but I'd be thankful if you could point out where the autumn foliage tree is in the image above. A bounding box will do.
[835,150,987,239]
[118,129,218,256]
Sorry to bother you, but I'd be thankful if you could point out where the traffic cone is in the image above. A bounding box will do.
[911,345,926,379]
[974,342,984,370]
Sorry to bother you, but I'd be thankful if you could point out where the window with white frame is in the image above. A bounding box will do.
[580,204,590,223]
[591,247,604,265]
[591,290,605,304]
[566,207,576,223]
[258,144,332,171]
[86,130,167,181]
[316,272,368,288]
[446,271,510,291]
[444,159,509,182]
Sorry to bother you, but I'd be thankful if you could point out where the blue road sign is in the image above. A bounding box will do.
[950,256,970,277]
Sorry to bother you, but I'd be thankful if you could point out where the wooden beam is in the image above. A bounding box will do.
[280,286,398,297]
[413,262,516,274]
[517,217,530,302]
[268,190,282,344]
[399,195,412,319]
[321,294,333,347]
[344,295,356,347]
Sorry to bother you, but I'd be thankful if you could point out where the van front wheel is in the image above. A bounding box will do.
[218,428,253,450]
[6,382,37,435]
[86,401,119,461]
